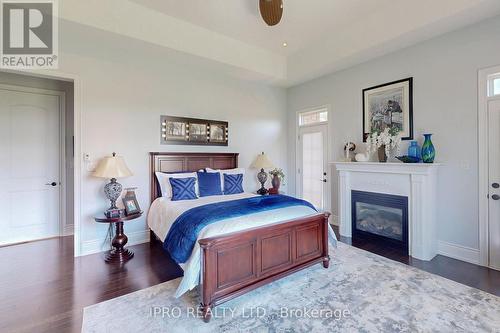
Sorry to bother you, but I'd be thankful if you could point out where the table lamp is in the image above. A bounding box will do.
[251,152,275,195]
[93,152,133,213]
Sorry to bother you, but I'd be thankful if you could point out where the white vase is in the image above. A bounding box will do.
[355,153,369,162]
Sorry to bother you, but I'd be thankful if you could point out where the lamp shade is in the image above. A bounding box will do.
[93,153,133,179]
[251,152,275,169]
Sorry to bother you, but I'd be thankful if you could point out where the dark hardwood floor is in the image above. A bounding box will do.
[0,227,498,333]
[0,237,183,333]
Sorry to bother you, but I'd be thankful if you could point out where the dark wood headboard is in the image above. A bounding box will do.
[149,152,239,202]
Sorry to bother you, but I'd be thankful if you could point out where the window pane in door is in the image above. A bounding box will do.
[299,109,328,126]
[302,131,323,209]
[494,78,500,96]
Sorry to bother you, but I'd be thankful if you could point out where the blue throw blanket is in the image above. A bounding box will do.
[164,195,316,264]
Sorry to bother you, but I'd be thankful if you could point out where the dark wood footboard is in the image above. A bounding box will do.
[198,212,330,322]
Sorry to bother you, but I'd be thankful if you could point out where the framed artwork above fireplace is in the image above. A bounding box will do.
[362,77,413,141]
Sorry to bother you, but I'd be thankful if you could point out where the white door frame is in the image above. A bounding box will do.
[295,105,331,213]
[478,64,500,267]
[0,83,66,242]
[1,69,82,256]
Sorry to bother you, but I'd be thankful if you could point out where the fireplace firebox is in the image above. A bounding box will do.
[351,190,408,252]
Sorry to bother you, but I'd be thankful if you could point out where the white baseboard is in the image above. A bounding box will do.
[62,224,74,236]
[437,241,480,265]
[80,229,150,256]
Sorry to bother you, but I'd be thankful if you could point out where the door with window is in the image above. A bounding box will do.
[488,97,500,270]
[0,85,62,246]
[297,108,329,211]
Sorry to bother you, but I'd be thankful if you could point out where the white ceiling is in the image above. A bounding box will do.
[63,0,500,86]
[128,0,394,56]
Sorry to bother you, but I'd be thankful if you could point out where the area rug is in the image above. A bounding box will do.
[82,243,500,332]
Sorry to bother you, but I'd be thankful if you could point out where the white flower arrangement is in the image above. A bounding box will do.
[366,127,402,158]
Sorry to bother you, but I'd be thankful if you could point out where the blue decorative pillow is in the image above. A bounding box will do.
[224,173,244,195]
[197,172,222,197]
[169,177,197,201]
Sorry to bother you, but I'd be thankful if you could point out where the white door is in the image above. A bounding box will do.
[488,98,500,270]
[297,124,328,210]
[0,86,61,245]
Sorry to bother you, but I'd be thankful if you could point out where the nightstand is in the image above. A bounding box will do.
[94,211,142,264]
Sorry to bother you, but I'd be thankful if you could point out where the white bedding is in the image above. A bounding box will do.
[147,193,337,297]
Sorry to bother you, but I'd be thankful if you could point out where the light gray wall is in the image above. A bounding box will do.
[55,23,288,255]
[287,15,500,250]
[0,72,75,230]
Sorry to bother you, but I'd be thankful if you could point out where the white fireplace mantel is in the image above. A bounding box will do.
[331,162,441,261]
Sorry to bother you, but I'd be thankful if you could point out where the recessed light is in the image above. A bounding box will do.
[282,42,288,47]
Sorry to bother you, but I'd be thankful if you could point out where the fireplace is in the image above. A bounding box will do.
[351,190,408,252]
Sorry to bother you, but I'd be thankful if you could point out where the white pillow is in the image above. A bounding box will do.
[206,168,245,192]
[155,172,199,199]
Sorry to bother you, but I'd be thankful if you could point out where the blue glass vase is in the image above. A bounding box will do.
[421,134,435,163]
[407,141,421,160]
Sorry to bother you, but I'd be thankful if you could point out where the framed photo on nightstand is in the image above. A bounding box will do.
[122,188,140,216]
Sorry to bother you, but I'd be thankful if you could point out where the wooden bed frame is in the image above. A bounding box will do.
[149,152,330,322]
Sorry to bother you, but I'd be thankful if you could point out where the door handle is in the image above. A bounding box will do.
[45,182,57,187]
[493,183,500,189]
[492,194,500,200]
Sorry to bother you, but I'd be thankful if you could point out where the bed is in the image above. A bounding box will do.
[148,152,334,322]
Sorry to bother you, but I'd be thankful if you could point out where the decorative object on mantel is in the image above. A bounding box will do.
[93,152,133,216]
[378,146,388,163]
[122,187,141,216]
[407,140,421,161]
[355,152,369,162]
[268,168,285,194]
[421,134,436,163]
[251,152,275,195]
[343,142,356,161]
[363,77,413,142]
[396,155,420,163]
[160,115,228,146]
[366,127,402,162]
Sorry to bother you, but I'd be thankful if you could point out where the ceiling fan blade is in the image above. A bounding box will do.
[259,0,283,26]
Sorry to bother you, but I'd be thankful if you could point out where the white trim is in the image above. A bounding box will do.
[330,214,339,226]
[81,230,150,256]
[63,224,74,236]
[437,241,480,265]
[478,65,500,268]
[59,92,67,238]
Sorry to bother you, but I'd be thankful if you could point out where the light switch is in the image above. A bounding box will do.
[83,153,91,162]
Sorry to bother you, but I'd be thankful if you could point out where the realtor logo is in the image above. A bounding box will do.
[1,0,58,68]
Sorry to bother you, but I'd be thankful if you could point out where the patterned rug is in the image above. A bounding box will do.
[82,243,500,332]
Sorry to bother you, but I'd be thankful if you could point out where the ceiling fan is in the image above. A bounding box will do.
[259,0,283,26]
